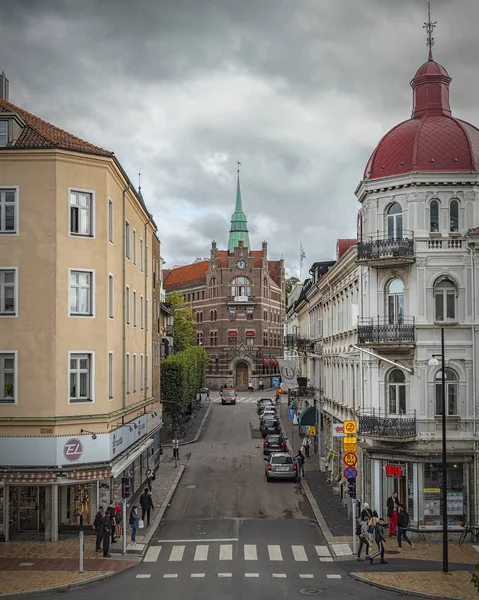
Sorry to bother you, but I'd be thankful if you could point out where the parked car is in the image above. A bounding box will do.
[221,388,237,405]
[261,419,281,437]
[264,453,297,481]
[257,397,274,408]
[257,402,275,415]
[263,434,287,455]
[259,408,277,422]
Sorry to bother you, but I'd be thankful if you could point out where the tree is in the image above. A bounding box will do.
[285,276,300,303]
[167,291,196,353]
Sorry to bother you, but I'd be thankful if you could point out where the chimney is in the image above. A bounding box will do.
[0,72,9,101]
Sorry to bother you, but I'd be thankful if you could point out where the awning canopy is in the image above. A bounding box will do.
[111,437,154,479]
[271,359,279,366]
[228,331,237,336]
[263,359,270,366]
[246,331,255,336]
[298,406,317,426]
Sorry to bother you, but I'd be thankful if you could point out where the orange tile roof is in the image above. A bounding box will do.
[0,98,113,157]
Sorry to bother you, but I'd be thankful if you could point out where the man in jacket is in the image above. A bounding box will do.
[101,513,112,558]
[386,491,399,536]
[105,501,117,543]
[357,515,371,561]
[93,506,104,552]
[139,488,154,526]
[397,504,413,549]
[368,517,388,565]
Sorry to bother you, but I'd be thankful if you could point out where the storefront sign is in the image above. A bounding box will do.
[385,464,404,477]
[332,423,345,437]
[63,438,84,462]
[278,359,298,389]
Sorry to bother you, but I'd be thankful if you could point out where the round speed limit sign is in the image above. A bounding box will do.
[343,452,358,467]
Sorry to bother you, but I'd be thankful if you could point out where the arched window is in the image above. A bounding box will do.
[450,199,459,233]
[209,278,217,298]
[434,278,457,322]
[430,199,439,233]
[386,279,404,324]
[231,276,251,297]
[435,368,458,416]
[388,369,406,414]
[387,202,403,240]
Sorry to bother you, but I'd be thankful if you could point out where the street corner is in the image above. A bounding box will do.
[0,571,110,598]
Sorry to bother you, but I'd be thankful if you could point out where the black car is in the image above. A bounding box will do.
[261,419,281,438]
[263,433,287,455]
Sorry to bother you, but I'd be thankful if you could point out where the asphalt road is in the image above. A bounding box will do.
[30,391,404,600]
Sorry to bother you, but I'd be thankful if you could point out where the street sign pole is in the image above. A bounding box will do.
[122,498,127,554]
[352,497,357,554]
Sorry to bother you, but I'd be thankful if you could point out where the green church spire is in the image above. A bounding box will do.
[228,163,250,252]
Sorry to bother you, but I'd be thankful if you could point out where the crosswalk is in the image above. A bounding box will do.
[214,397,261,404]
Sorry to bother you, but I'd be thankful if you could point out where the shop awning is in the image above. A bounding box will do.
[298,406,317,426]
[246,331,255,336]
[263,359,270,366]
[228,331,237,336]
[67,469,111,481]
[0,472,58,484]
[111,437,154,479]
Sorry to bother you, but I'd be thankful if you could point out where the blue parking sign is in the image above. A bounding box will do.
[288,408,295,420]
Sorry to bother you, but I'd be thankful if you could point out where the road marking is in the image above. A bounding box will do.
[136,574,151,579]
[158,538,238,543]
[292,545,308,561]
[244,544,257,560]
[315,545,331,557]
[19,563,34,567]
[163,574,178,579]
[191,573,205,578]
[300,574,314,579]
[220,544,233,560]
[245,573,259,578]
[144,546,161,562]
[268,544,283,561]
[194,544,209,561]
[320,557,334,562]
[272,573,287,578]
[169,545,185,561]
[327,574,342,579]
[331,543,352,556]
[218,573,233,578]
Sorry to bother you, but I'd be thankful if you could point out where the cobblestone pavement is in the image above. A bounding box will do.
[355,571,477,599]
[0,572,106,596]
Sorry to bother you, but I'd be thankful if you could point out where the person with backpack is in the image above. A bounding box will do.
[356,515,371,561]
[367,517,388,565]
[296,449,305,478]
[397,504,413,549]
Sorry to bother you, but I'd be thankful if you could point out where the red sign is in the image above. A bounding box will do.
[343,452,358,467]
[63,438,83,462]
[385,464,403,477]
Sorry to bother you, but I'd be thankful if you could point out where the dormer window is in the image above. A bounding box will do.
[0,121,7,147]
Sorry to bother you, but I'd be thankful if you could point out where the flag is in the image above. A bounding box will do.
[300,242,306,264]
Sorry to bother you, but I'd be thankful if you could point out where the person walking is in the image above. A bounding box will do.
[302,435,311,458]
[93,506,104,552]
[357,515,371,561]
[386,491,399,537]
[146,468,155,492]
[296,449,305,478]
[101,511,112,558]
[397,504,413,549]
[129,505,140,543]
[361,502,378,520]
[114,502,122,539]
[259,378,264,391]
[367,517,388,565]
[139,487,154,526]
[205,387,210,400]
[248,381,253,392]
[105,501,117,543]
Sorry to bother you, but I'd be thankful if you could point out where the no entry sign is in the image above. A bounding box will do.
[344,466,358,479]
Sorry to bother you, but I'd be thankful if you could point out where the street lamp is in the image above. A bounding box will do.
[428,326,448,574]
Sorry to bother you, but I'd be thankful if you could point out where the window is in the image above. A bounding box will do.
[125,221,130,258]
[0,269,16,315]
[231,276,251,297]
[133,230,137,264]
[140,354,144,391]
[387,202,403,240]
[434,278,456,322]
[450,199,459,233]
[0,352,16,403]
[0,121,7,147]
[126,353,130,394]
[388,369,406,414]
[133,290,137,326]
[263,331,268,346]
[197,332,203,346]
[228,334,237,346]
[69,270,93,316]
[246,336,254,347]
[209,278,217,298]
[126,286,130,324]
[386,278,404,324]
[0,189,17,234]
[146,299,149,331]
[229,308,236,321]
[69,353,93,403]
[133,354,137,392]
[140,295,144,329]
[70,190,93,236]
[435,368,458,416]
[247,308,253,320]
[108,352,113,399]
[264,310,267,321]
[109,274,114,318]
[430,199,439,233]
[146,354,149,389]
[140,239,144,272]
[108,199,113,243]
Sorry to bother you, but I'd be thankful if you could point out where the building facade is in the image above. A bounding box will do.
[164,174,286,390]
[0,76,161,541]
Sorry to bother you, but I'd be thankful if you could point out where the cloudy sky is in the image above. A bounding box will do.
[2,0,479,277]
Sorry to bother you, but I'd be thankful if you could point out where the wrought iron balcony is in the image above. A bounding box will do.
[359,408,417,438]
[165,324,174,337]
[297,337,314,352]
[284,334,297,349]
[357,317,415,345]
[357,231,415,266]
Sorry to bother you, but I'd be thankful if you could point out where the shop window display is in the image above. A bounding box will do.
[61,484,92,525]
[422,463,466,526]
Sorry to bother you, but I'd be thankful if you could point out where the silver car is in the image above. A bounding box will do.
[264,453,298,482]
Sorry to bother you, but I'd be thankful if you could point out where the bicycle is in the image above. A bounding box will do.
[459,521,479,545]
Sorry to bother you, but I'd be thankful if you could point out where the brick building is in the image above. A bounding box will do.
[164,173,285,390]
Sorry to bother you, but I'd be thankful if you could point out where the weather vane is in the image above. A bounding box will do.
[423,2,437,61]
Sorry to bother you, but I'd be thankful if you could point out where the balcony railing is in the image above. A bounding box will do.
[297,337,314,352]
[165,324,174,336]
[284,334,297,349]
[357,317,415,344]
[227,295,256,303]
[359,408,417,437]
[357,231,415,263]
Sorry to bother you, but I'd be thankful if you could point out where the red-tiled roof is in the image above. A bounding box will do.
[0,98,113,157]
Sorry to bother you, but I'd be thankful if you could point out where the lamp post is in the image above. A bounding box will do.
[428,327,448,574]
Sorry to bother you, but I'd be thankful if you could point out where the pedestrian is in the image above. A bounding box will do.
[205,387,210,400]
[259,378,264,391]
[101,511,112,558]
[105,501,117,543]
[114,502,123,539]
[248,380,253,393]
[302,435,311,458]
[139,487,154,526]
[357,515,371,561]
[361,502,378,520]
[172,438,179,460]
[296,449,305,478]
[93,506,104,552]
[146,468,155,492]
[129,505,140,543]
[397,504,413,549]
[367,517,388,565]
[387,491,399,537]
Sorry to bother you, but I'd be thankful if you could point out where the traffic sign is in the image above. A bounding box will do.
[343,436,357,446]
[343,443,357,453]
[288,408,295,420]
[344,420,357,434]
[344,466,358,479]
[343,452,358,467]
[309,425,317,436]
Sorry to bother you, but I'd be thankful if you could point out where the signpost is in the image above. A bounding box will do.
[343,452,358,467]
[344,420,357,434]
[343,466,358,479]
[342,420,358,553]
[288,408,295,420]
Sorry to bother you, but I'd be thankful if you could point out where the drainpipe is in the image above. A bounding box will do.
[468,241,477,523]
[144,215,152,402]
[122,183,130,409]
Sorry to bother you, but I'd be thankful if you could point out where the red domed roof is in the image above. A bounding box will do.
[364,58,479,180]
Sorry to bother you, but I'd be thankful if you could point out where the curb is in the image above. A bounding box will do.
[349,572,472,600]
[0,570,120,599]
[180,401,212,446]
